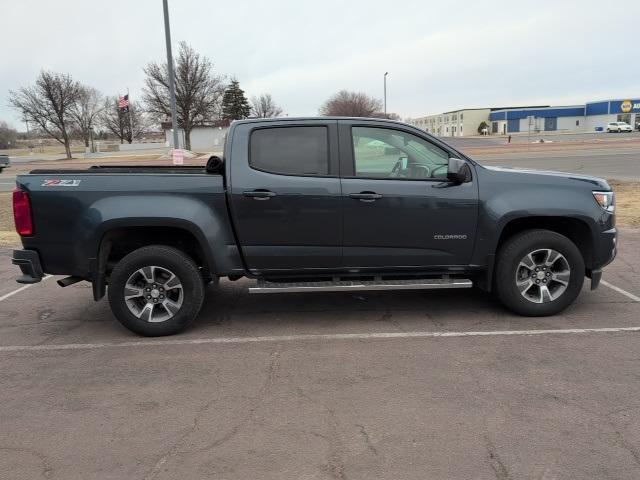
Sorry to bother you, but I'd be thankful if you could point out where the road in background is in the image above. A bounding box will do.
[448,130,640,148]
[471,148,640,182]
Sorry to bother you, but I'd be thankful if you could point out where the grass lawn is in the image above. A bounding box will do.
[0,182,638,248]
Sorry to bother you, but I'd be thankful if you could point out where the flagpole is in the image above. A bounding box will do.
[163,0,180,151]
[127,87,134,142]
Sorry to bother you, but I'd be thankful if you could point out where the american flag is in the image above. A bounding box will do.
[118,94,130,111]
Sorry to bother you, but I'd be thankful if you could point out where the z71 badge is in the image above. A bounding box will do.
[42,179,82,187]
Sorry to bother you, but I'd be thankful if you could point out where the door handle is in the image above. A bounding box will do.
[243,190,277,200]
[348,192,383,202]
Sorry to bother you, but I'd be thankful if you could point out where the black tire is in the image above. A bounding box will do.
[494,229,584,316]
[108,245,205,336]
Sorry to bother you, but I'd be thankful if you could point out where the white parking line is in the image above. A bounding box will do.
[1,326,640,353]
[601,280,640,302]
[0,275,52,302]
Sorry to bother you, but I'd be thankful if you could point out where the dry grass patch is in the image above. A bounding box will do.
[610,181,640,228]
[1,145,85,157]
[0,192,19,247]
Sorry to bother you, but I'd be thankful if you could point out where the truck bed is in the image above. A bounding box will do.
[16,168,236,280]
[29,165,209,175]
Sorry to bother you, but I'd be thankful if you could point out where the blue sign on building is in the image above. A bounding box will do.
[609,99,640,114]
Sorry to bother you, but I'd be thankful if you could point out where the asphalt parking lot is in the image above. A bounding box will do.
[1,230,639,479]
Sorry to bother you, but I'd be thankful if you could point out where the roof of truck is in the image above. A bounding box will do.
[233,116,409,125]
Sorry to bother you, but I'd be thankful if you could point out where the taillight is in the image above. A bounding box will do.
[13,188,33,236]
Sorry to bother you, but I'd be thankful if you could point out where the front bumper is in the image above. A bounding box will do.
[588,227,617,290]
[12,249,44,284]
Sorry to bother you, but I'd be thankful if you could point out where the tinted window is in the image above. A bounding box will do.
[352,126,449,180]
[250,126,329,176]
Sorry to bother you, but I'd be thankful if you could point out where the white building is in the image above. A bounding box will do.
[489,106,585,135]
[162,122,229,152]
[407,108,493,137]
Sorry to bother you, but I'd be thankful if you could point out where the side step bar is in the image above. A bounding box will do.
[249,278,473,294]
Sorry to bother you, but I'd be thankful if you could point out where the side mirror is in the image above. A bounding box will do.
[206,155,223,174]
[447,158,471,184]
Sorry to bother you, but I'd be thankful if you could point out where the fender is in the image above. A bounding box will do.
[470,167,608,270]
[83,194,243,279]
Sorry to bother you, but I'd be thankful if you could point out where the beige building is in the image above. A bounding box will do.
[407,108,492,137]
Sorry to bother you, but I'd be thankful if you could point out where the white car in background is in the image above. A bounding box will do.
[606,121,633,133]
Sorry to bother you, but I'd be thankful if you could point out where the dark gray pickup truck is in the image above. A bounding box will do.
[12,117,617,336]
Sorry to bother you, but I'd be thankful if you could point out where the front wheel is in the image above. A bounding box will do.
[108,245,205,336]
[494,230,584,316]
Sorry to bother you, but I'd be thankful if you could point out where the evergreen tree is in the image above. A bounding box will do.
[222,80,251,120]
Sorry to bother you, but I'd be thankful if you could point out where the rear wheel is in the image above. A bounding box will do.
[495,230,584,316]
[108,245,205,336]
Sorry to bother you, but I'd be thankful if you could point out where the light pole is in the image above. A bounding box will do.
[383,72,389,118]
[163,0,179,151]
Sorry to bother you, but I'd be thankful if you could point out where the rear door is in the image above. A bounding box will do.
[338,120,478,269]
[228,120,342,272]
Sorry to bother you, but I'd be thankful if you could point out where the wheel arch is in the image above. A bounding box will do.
[477,215,594,292]
[496,217,593,268]
[92,220,215,301]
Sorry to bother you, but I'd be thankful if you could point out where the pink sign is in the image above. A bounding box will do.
[172,149,184,165]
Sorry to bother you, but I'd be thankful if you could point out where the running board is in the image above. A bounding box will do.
[249,278,473,294]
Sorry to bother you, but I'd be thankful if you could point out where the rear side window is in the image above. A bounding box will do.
[250,126,329,176]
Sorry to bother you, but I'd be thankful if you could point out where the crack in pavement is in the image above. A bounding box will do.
[0,445,53,478]
[143,348,281,479]
[295,387,347,480]
[355,424,378,456]
[484,435,511,480]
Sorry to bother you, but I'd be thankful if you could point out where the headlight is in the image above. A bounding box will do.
[593,191,615,213]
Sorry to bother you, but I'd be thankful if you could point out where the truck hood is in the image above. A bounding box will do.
[483,165,610,190]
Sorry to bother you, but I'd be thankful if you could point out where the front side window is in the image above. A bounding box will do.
[352,126,450,180]
[250,126,329,176]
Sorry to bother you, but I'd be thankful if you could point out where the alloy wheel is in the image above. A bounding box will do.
[123,266,184,322]
[515,249,571,303]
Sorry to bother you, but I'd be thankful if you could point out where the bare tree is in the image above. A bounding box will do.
[8,71,81,159]
[143,42,224,150]
[70,86,103,148]
[319,90,383,117]
[100,97,147,144]
[250,93,284,118]
[0,121,18,149]
[383,112,401,120]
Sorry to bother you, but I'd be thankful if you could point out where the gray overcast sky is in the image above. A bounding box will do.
[1,0,639,128]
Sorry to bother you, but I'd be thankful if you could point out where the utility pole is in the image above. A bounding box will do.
[163,0,179,151]
[23,114,32,154]
[384,72,389,118]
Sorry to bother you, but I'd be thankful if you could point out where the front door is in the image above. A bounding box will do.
[228,120,342,272]
[338,121,478,269]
